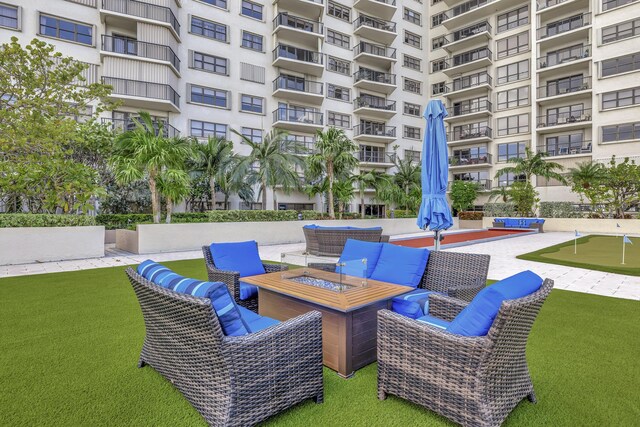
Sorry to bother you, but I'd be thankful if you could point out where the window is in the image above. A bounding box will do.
[545,14,585,38]
[404,78,421,94]
[601,53,640,77]
[602,18,640,44]
[286,134,315,151]
[327,84,350,101]
[403,8,421,25]
[0,3,18,29]
[327,2,350,21]
[497,141,527,162]
[542,44,587,68]
[241,1,262,19]
[431,58,447,73]
[191,17,227,42]
[403,55,421,70]
[603,0,639,10]
[452,47,490,66]
[327,29,350,48]
[241,127,262,143]
[544,134,586,155]
[404,126,421,139]
[452,97,489,116]
[240,94,264,113]
[497,86,529,110]
[452,146,488,162]
[192,51,228,75]
[497,6,528,33]
[432,36,446,50]
[405,150,421,162]
[497,31,529,58]
[454,171,490,187]
[404,31,422,48]
[404,102,421,116]
[200,0,227,8]
[39,15,92,45]
[545,104,585,126]
[327,56,351,75]
[497,171,526,187]
[191,120,227,139]
[242,31,263,51]
[602,88,640,109]
[190,85,228,108]
[497,59,529,84]
[452,121,490,140]
[432,82,446,95]
[328,111,351,128]
[432,12,446,28]
[497,113,529,136]
[602,122,640,142]
[544,74,586,97]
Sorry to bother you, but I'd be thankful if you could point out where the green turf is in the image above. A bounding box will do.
[1,260,639,426]
[517,235,640,276]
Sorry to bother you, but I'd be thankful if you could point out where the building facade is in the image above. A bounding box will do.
[1,0,639,212]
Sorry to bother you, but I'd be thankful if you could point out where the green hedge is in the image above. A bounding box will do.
[0,214,96,228]
[539,202,582,218]
[96,214,153,230]
[385,209,416,219]
[206,210,299,222]
[483,203,516,217]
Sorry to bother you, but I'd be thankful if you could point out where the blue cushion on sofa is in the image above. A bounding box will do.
[392,289,436,319]
[335,239,383,278]
[238,306,280,332]
[239,281,259,301]
[447,270,543,337]
[417,314,450,329]
[370,244,430,288]
[136,260,172,282]
[209,241,266,279]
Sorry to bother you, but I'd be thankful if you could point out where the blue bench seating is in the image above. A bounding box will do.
[493,217,545,232]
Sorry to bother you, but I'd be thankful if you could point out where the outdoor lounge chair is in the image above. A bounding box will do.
[126,267,323,427]
[377,273,554,427]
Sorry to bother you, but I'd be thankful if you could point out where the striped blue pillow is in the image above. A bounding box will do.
[136,260,172,283]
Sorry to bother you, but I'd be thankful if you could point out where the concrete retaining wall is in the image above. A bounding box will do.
[483,217,640,234]
[0,226,105,265]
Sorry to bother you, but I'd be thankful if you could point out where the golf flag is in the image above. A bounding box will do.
[617,223,621,228]
[575,230,581,237]
[623,235,633,244]
[622,235,632,264]
[574,230,581,254]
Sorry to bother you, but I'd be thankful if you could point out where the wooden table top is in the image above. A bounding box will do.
[242,268,410,312]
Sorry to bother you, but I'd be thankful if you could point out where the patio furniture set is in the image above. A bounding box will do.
[126,234,553,426]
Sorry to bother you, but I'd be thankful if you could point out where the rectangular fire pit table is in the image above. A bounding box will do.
[242,268,409,378]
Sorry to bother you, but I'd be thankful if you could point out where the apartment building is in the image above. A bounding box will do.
[1,0,639,213]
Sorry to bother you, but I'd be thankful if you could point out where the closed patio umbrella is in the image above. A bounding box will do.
[417,99,453,250]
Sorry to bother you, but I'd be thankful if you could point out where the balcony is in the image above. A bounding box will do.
[358,150,396,167]
[537,45,590,75]
[353,15,396,45]
[538,141,593,157]
[272,107,323,132]
[437,21,492,54]
[272,13,323,46]
[101,117,180,138]
[353,96,396,119]
[536,108,592,133]
[537,13,591,45]
[353,124,396,143]
[433,47,492,77]
[102,77,180,112]
[101,35,180,73]
[440,0,523,30]
[100,0,180,38]
[273,0,324,18]
[272,75,324,105]
[537,76,591,104]
[449,153,493,168]
[353,0,397,20]
[272,44,324,76]
[353,69,396,95]
[354,42,397,68]
[448,179,492,191]
[447,126,492,145]
[446,99,492,121]
[444,72,492,98]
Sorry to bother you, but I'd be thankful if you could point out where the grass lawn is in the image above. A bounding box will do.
[517,235,640,276]
[1,259,639,426]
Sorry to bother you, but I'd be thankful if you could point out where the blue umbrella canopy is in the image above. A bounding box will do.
[417,99,453,234]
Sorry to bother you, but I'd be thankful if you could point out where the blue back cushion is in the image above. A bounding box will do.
[447,270,543,337]
[370,244,430,288]
[336,239,383,278]
[209,241,266,278]
[137,260,172,283]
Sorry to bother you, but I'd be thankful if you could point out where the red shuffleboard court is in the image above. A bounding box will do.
[392,228,534,248]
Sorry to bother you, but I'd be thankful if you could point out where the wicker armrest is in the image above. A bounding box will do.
[427,293,469,322]
[308,262,336,272]
[445,278,486,303]
[264,263,287,273]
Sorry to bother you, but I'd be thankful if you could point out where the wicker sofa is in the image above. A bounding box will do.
[126,268,324,427]
[303,225,390,256]
[377,278,554,427]
[493,218,545,233]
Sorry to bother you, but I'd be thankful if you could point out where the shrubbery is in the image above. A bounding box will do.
[483,203,516,217]
[458,211,483,220]
[539,202,582,218]
[385,209,415,218]
[0,214,96,228]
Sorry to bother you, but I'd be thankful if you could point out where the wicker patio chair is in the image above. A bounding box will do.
[303,227,389,256]
[126,268,323,427]
[377,279,554,427]
[202,244,287,312]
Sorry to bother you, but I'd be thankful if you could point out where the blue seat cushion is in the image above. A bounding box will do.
[335,239,383,278]
[137,260,173,283]
[447,270,543,337]
[239,281,259,301]
[238,306,280,332]
[392,289,437,319]
[370,244,430,288]
[209,241,266,278]
[417,314,450,330]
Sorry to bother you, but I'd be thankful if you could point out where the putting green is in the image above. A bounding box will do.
[518,235,640,276]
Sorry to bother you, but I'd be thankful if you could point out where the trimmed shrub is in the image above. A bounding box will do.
[0,214,96,228]
[459,211,483,220]
[483,203,516,217]
[301,210,324,220]
[539,202,582,218]
[206,210,299,222]
[385,209,416,219]
[96,214,153,230]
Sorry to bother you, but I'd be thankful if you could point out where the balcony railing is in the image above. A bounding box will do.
[537,76,591,98]
[432,47,491,71]
[448,126,492,141]
[273,107,323,125]
[101,0,180,36]
[538,141,593,157]
[273,13,323,34]
[353,15,396,32]
[272,44,323,65]
[101,117,180,138]
[354,42,396,59]
[102,77,180,107]
[354,124,396,138]
[449,99,492,116]
[273,76,323,95]
[354,96,396,111]
[449,179,492,190]
[449,153,492,166]
[603,0,639,11]
[353,69,396,85]
[443,0,495,21]
[358,151,396,163]
[537,0,571,10]
[445,71,492,93]
[538,45,590,69]
[537,13,591,39]
[537,108,592,127]
[435,21,492,48]
[101,35,180,71]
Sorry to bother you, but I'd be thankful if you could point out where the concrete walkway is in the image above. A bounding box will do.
[1,231,638,301]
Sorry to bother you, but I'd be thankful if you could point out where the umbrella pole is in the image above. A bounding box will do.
[434,230,441,251]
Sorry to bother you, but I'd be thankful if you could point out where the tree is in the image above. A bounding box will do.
[450,180,478,213]
[233,129,305,210]
[487,186,511,204]
[352,170,389,218]
[306,127,358,219]
[600,157,640,218]
[157,169,190,224]
[217,159,256,209]
[332,178,355,219]
[110,112,193,223]
[568,161,607,209]
[509,182,539,217]
[376,157,421,212]
[189,136,235,210]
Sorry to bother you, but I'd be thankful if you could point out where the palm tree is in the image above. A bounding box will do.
[352,170,389,218]
[217,158,256,209]
[496,147,566,185]
[306,127,358,219]
[332,178,355,219]
[232,129,305,210]
[157,168,190,223]
[110,112,192,223]
[568,161,606,190]
[190,136,235,210]
[487,186,511,203]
